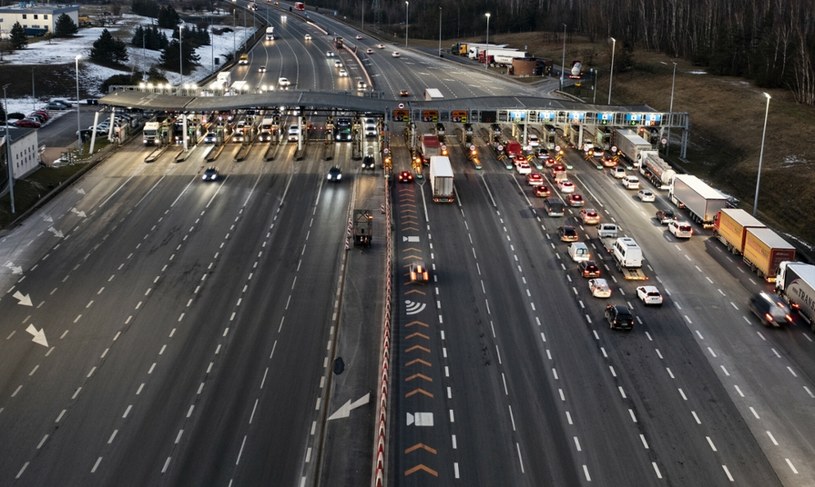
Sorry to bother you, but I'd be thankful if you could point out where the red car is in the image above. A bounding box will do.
[398,170,414,183]
[526,172,544,186]
[579,208,600,225]
[14,118,41,128]
[568,193,585,207]
[534,185,551,198]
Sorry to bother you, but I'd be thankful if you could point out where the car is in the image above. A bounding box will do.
[535,148,549,160]
[258,66,267,73]
[355,34,363,40]
[435,122,445,135]
[534,185,552,198]
[579,208,600,225]
[338,68,348,77]
[14,118,41,128]
[376,43,385,49]
[621,175,640,189]
[601,154,617,167]
[527,134,540,147]
[46,100,71,110]
[558,225,579,242]
[636,286,664,305]
[203,131,218,143]
[392,51,401,58]
[526,172,544,186]
[579,260,601,278]
[557,180,575,193]
[202,168,219,181]
[366,48,374,54]
[327,166,343,182]
[304,34,312,41]
[31,110,50,121]
[398,170,414,183]
[637,189,655,202]
[463,123,474,135]
[326,50,335,57]
[399,89,410,97]
[7,112,26,120]
[668,220,693,238]
[362,155,375,170]
[568,194,585,207]
[278,77,291,87]
[356,79,368,91]
[655,209,676,225]
[612,166,626,178]
[287,124,300,142]
[334,59,343,68]
[27,112,48,123]
[364,124,377,138]
[515,160,532,175]
[749,292,793,327]
[605,304,635,330]
[491,123,502,136]
[590,146,605,159]
[409,261,430,283]
[589,278,612,298]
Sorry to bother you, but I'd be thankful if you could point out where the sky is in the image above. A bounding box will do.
[3,11,255,114]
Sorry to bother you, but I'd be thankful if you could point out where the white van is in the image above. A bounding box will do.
[612,237,643,268]
[568,242,591,262]
[622,175,640,189]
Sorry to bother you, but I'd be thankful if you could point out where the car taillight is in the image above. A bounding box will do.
[764,313,774,323]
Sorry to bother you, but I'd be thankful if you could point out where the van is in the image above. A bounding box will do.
[544,198,564,217]
[622,175,640,189]
[612,237,643,268]
[568,242,591,262]
[597,223,619,239]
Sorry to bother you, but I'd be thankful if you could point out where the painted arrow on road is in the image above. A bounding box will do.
[70,208,87,218]
[5,262,22,274]
[48,227,64,238]
[402,236,420,242]
[25,324,48,347]
[13,291,32,306]
[76,188,86,195]
[328,392,370,420]
[42,214,53,223]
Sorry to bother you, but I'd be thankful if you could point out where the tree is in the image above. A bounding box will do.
[54,13,78,37]
[157,5,180,29]
[160,39,200,74]
[9,22,27,50]
[90,29,129,65]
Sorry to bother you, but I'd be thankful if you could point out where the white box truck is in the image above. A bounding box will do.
[429,156,454,203]
[669,174,729,228]
[777,261,815,330]
[143,121,160,146]
[424,88,444,101]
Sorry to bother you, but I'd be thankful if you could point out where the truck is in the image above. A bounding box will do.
[503,140,524,161]
[294,1,305,10]
[482,48,529,66]
[420,134,441,164]
[639,152,676,189]
[230,80,249,94]
[614,129,652,166]
[714,208,766,255]
[265,26,275,40]
[424,88,444,101]
[143,122,160,146]
[214,72,232,91]
[353,209,373,247]
[742,227,796,282]
[776,261,815,330]
[466,43,508,60]
[258,118,275,142]
[429,156,454,203]
[602,236,647,280]
[669,174,729,228]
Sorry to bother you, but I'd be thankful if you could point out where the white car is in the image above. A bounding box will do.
[637,286,663,305]
[304,34,312,41]
[668,220,693,239]
[557,179,576,193]
[622,175,640,189]
[376,43,385,49]
[528,134,540,147]
[355,34,363,40]
[287,125,300,142]
[588,278,612,298]
[637,189,655,202]
[334,59,343,68]
[515,160,532,175]
[278,77,291,87]
[392,51,401,58]
[338,68,348,77]
[612,166,626,178]
[366,48,374,54]
[326,51,335,57]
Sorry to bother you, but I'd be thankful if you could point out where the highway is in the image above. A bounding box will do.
[0,3,813,487]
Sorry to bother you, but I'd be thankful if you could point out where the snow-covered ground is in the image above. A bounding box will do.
[3,11,255,113]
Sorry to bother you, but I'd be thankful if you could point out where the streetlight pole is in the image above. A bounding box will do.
[361,1,364,32]
[179,24,183,86]
[438,6,442,57]
[662,61,677,156]
[405,1,409,47]
[560,23,566,89]
[753,92,771,216]
[75,55,82,155]
[2,83,15,214]
[607,37,616,104]
[485,13,491,70]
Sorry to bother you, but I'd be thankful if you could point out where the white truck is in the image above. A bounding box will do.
[429,156,454,203]
[265,26,275,40]
[230,80,249,94]
[258,117,275,142]
[669,174,729,228]
[602,236,647,280]
[466,43,508,59]
[143,121,160,146]
[213,72,231,92]
[424,88,444,101]
[639,152,676,189]
[776,261,815,330]
[614,129,652,166]
[486,48,530,66]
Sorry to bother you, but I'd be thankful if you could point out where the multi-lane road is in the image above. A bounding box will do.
[1,4,814,486]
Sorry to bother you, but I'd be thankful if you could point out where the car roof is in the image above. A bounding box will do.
[638,285,659,292]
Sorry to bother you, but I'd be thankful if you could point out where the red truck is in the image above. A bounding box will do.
[420,134,441,164]
[503,140,524,161]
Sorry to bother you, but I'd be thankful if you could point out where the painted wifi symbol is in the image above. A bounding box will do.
[404,300,427,315]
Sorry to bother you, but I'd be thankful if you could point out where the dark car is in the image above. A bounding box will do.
[435,122,445,136]
[655,209,676,224]
[14,118,41,128]
[463,123,473,135]
[398,170,414,183]
[399,89,410,97]
[579,260,601,278]
[362,155,375,170]
[203,132,218,144]
[327,166,343,182]
[749,292,793,327]
[605,304,635,330]
[558,225,579,242]
[491,123,502,136]
[7,112,26,120]
[202,168,219,181]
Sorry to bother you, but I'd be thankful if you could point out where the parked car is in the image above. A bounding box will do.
[14,118,41,128]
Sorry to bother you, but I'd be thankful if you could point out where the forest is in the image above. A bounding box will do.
[312,0,815,105]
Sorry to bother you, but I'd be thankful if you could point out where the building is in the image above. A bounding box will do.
[0,3,79,37]
[1,127,41,181]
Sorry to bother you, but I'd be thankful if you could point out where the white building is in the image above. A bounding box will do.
[1,128,41,180]
[0,3,79,37]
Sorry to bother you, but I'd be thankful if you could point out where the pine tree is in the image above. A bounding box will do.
[9,22,27,49]
[90,29,129,65]
[54,13,78,37]
[160,39,200,74]
[157,6,180,29]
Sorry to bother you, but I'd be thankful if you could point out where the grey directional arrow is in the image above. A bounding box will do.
[5,262,22,274]
[328,392,370,420]
[48,227,64,238]
[25,324,48,347]
[13,291,32,306]
[42,214,53,223]
[71,208,87,218]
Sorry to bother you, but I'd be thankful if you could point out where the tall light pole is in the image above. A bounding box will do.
[661,61,677,156]
[75,55,82,155]
[142,25,147,81]
[2,83,15,214]
[438,6,442,57]
[178,24,183,86]
[560,23,566,89]
[404,1,409,47]
[485,13,491,70]
[753,92,771,216]
[361,0,364,32]
[607,37,616,104]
